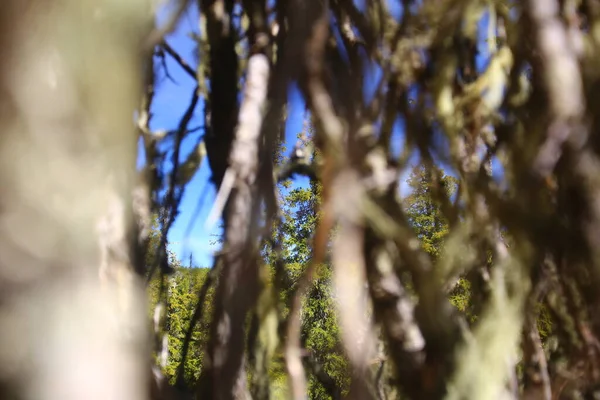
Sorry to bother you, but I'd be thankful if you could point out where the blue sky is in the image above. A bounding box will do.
[148,1,496,267]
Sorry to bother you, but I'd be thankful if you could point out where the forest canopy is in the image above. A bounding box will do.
[1,0,600,399]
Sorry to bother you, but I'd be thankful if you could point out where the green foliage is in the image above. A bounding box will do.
[164,267,213,385]
[402,163,554,339]
[403,164,473,315]
[148,259,214,387]
[147,158,553,396]
[303,266,350,398]
[276,143,350,398]
[281,184,321,265]
[536,302,553,340]
[403,164,457,260]
[449,278,472,314]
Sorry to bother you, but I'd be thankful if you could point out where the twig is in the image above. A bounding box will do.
[161,41,198,80]
[204,167,235,230]
[146,87,200,284]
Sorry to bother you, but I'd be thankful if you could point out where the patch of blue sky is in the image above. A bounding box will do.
[283,83,310,192]
[362,55,383,105]
[490,155,507,187]
[353,0,367,12]
[352,0,404,21]
[272,84,310,235]
[475,8,507,183]
[331,17,351,63]
[391,117,421,197]
[476,8,492,72]
[144,3,221,267]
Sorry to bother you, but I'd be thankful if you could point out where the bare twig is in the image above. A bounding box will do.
[146,87,200,284]
[161,41,198,79]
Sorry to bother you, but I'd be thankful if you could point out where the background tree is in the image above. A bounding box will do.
[404,164,458,260]
[279,166,350,400]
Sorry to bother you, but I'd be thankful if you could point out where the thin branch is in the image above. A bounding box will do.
[161,41,198,80]
[146,87,200,284]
